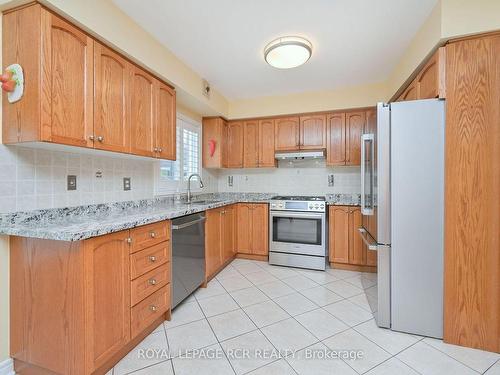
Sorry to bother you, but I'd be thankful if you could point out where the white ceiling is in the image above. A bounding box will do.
[112,0,437,100]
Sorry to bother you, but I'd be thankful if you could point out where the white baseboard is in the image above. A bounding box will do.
[0,358,14,375]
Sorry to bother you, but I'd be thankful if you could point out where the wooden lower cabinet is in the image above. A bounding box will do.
[9,221,172,375]
[328,206,376,271]
[205,205,236,279]
[236,203,269,258]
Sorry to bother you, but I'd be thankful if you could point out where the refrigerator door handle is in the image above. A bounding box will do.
[358,227,378,250]
[361,134,374,215]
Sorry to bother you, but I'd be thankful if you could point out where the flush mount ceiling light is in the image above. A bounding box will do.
[264,36,312,69]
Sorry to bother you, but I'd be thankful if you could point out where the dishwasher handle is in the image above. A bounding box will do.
[172,217,206,230]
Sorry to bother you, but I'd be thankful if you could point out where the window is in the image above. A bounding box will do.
[156,115,202,193]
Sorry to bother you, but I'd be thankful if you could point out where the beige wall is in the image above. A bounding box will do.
[228,82,388,119]
[441,0,500,38]
[0,0,229,118]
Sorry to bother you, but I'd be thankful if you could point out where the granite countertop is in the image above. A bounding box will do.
[0,193,276,242]
[0,192,360,241]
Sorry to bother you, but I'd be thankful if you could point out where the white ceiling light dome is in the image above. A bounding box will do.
[264,36,313,69]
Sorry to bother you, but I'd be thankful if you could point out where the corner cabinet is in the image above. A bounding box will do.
[236,203,269,258]
[205,205,236,279]
[328,206,376,271]
[10,220,172,374]
[2,3,176,160]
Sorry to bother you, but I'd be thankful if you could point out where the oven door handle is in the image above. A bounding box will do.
[270,211,325,219]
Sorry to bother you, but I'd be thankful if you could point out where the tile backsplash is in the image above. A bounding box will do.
[217,159,360,195]
[0,146,360,213]
[0,145,156,213]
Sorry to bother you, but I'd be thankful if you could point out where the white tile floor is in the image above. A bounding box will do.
[111,259,500,375]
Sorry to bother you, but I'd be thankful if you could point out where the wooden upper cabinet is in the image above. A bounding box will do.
[398,79,418,101]
[227,121,244,168]
[275,117,300,151]
[84,231,130,372]
[258,119,276,167]
[202,118,224,168]
[299,115,327,149]
[251,204,269,255]
[416,47,446,99]
[329,206,350,264]
[345,111,365,166]
[243,121,259,168]
[326,112,346,166]
[41,11,94,147]
[155,82,176,160]
[94,42,131,153]
[130,67,155,157]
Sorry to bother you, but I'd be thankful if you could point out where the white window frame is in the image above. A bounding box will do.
[155,113,202,194]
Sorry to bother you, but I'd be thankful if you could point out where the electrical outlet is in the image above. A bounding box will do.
[328,174,334,187]
[123,177,131,191]
[67,175,77,190]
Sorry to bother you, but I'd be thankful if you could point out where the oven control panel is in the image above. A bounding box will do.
[270,200,325,212]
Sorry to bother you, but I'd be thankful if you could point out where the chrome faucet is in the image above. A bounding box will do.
[186,173,204,204]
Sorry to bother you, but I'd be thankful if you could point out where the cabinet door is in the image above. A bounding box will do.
[156,82,176,160]
[300,115,326,150]
[243,121,259,168]
[349,207,366,265]
[326,113,346,165]
[41,11,94,147]
[94,42,130,153]
[227,122,244,168]
[222,120,229,168]
[275,117,300,151]
[329,206,350,264]
[130,67,155,157]
[205,209,223,278]
[416,48,445,100]
[398,79,418,101]
[222,205,236,262]
[251,204,269,255]
[346,111,365,166]
[258,119,276,167]
[84,231,130,372]
[236,204,253,254]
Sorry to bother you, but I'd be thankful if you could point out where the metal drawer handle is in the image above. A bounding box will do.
[148,278,157,286]
[150,231,156,238]
[149,305,157,312]
[148,255,157,262]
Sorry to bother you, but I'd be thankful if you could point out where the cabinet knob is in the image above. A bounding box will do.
[125,237,132,244]
[158,148,163,153]
[150,231,156,238]
[148,278,157,286]
[153,147,158,152]
[148,255,157,262]
[97,136,104,142]
[89,135,95,141]
[149,305,157,312]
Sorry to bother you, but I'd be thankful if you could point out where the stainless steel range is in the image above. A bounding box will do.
[269,196,327,270]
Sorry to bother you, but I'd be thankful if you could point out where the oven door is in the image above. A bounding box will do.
[269,211,326,256]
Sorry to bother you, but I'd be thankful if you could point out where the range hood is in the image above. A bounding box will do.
[274,150,325,160]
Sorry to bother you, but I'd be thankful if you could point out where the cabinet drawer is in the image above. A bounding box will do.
[130,221,170,253]
[130,242,170,279]
[131,286,170,338]
[131,263,170,306]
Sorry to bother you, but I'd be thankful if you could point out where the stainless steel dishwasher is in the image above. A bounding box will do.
[171,212,206,308]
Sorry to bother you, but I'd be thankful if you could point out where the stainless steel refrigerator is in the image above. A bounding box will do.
[359,99,444,338]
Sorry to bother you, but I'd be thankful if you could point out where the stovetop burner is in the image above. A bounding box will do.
[271,195,325,201]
